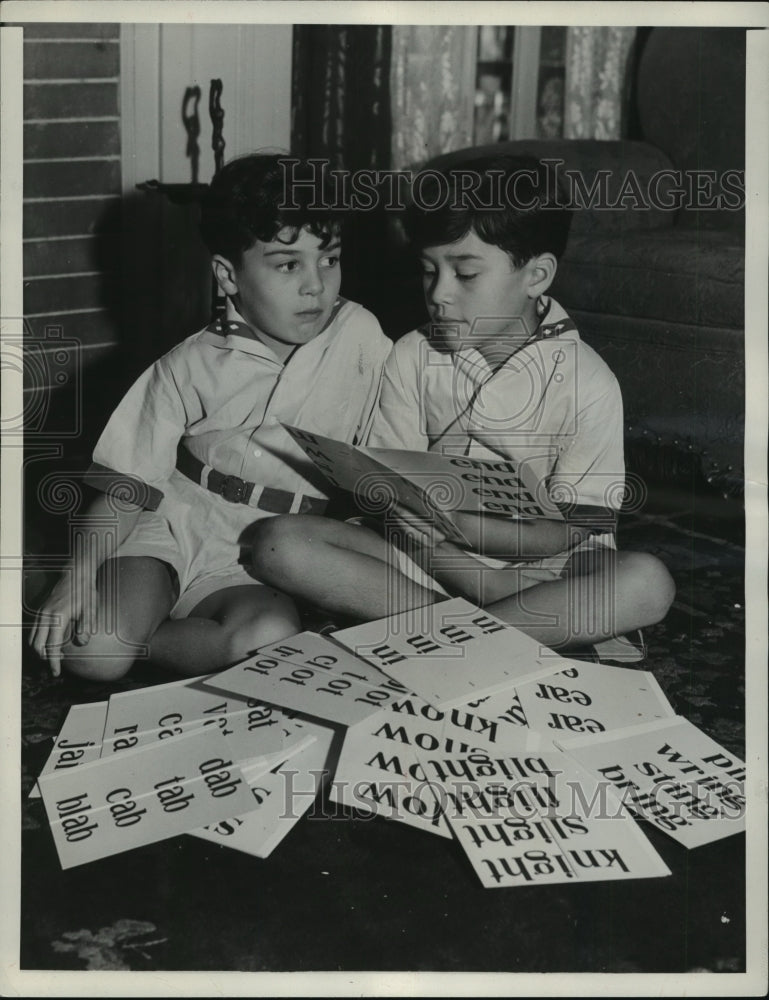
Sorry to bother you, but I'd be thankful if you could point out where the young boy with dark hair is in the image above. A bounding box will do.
[31,153,392,680]
[251,155,675,655]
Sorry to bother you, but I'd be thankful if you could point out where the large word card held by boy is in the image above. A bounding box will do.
[331,598,565,709]
[557,716,746,848]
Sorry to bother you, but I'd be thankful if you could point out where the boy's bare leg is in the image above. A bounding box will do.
[61,556,176,682]
[149,585,301,676]
[483,550,675,651]
[252,514,440,621]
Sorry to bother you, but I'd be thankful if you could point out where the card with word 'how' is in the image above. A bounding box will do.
[201,630,410,727]
[331,598,566,710]
[30,700,108,799]
[416,747,671,888]
[99,673,285,765]
[556,716,746,849]
[39,725,258,869]
[515,659,675,739]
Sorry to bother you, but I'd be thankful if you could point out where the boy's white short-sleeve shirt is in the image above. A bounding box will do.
[86,298,391,616]
[368,296,625,520]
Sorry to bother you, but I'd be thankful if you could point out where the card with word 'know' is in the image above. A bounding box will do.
[30,700,108,799]
[515,660,675,739]
[457,688,531,730]
[39,725,258,869]
[416,748,671,888]
[202,631,411,727]
[191,717,336,858]
[99,674,285,765]
[556,716,746,849]
[331,598,565,710]
[329,702,539,839]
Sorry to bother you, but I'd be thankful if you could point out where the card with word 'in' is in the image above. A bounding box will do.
[39,725,258,869]
[416,747,671,888]
[201,630,410,727]
[556,716,746,849]
[30,700,108,799]
[331,597,566,709]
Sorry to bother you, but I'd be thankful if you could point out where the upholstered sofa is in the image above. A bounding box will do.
[356,27,746,496]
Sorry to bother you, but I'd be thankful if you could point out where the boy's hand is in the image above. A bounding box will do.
[29,569,98,677]
[387,503,448,549]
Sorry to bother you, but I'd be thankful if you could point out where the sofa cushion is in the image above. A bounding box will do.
[554,229,744,329]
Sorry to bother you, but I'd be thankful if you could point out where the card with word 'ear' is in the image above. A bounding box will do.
[416,747,671,888]
[556,716,746,849]
[99,674,285,765]
[330,598,566,710]
[30,700,108,799]
[515,659,675,739]
[200,630,411,727]
[39,725,258,869]
[191,717,336,858]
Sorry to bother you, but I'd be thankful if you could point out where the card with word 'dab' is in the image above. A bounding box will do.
[515,660,675,739]
[202,630,411,727]
[30,700,108,800]
[329,702,541,839]
[39,725,258,869]
[99,674,286,765]
[416,748,671,888]
[557,716,746,849]
[331,597,566,710]
[191,717,336,859]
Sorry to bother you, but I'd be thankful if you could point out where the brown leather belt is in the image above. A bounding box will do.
[176,444,328,515]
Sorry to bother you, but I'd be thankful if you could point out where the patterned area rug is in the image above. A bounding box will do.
[18,495,749,974]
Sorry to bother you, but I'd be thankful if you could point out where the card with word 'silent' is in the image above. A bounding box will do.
[556,716,746,849]
[515,659,675,738]
[331,598,566,710]
[30,700,108,799]
[416,748,671,888]
[39,724,258,869]
[201,630,410,727]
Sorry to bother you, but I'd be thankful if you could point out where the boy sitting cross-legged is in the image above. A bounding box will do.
[30,153,392,681]
[251,155,675,655]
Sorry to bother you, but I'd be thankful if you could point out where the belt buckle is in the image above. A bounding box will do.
[219,474,247,503]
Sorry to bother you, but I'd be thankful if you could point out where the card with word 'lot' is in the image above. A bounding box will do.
[556,716,746,849]
[515,659,675,739]
[39,725,258,869]
[331,598,566,710]
[201,630,411,727]
[30,700,108,799]
[416,747,671,888]
[99,674,285,765]
[329,702,542,839]
[191,717,336,858]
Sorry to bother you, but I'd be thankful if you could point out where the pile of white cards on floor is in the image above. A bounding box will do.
[33,598,746,887]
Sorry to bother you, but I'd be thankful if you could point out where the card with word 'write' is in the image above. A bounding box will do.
[330,598,566,710]
[191,717,336,858]
[99,674,285,765]
[515,659,675,738]
[556,716,746,849]
[416,748,671,888]
[30,700,108,799]
[39,725,258,869]
[201,630,411,727]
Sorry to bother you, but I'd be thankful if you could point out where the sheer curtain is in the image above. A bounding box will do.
[564,27,636,139]
[390,25,476,170]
